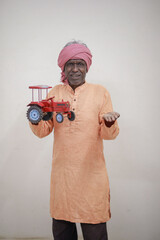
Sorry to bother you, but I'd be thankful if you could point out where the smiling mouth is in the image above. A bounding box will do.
[70,75,81,79]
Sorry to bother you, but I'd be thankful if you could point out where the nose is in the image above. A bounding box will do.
[72,63,78,72]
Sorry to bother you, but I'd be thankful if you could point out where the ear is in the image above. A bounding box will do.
[85,63,88,73]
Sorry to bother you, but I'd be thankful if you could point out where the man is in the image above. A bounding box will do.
[29,41,120,240]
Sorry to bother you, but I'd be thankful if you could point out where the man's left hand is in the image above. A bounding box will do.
[103,112,120,127]
[103,112,120,122]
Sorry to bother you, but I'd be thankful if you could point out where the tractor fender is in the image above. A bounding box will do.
[27,102,45,108]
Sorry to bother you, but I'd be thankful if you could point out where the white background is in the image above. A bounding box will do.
[0,0,160,239]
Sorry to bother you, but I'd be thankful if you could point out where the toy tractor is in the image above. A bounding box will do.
[27,85,75,124]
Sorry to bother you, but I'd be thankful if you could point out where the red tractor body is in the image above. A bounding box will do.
[27,98,71,113]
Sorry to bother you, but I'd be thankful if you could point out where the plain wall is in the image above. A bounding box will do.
[0,0,160,239]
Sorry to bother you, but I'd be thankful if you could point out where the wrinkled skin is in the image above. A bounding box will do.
[64,59,87,91]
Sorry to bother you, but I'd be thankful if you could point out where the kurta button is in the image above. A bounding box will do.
[73,108,75,111]
[74,99,76,101]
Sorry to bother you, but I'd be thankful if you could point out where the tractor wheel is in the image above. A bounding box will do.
[27,105,43,124]
[42,112,53,121]
[56,113,64,123]
[67,111,75,121]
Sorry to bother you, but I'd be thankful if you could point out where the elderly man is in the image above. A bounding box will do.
[29,41,120,240]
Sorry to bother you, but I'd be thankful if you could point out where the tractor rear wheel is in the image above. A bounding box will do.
[56,113,64,123]
[67,111,75,121]
[42,112,53,121]
[27,105,43,124]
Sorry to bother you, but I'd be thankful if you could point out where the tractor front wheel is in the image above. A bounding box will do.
[27,105,43,124]
[56,113,64,123]
[67,111,75,121]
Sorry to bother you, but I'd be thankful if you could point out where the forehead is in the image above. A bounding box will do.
[66,59,86,64]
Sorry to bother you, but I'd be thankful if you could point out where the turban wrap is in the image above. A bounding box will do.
[57,43,92,84]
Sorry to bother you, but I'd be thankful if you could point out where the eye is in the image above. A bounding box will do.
[66,62,73,67]
[78,62,84,66]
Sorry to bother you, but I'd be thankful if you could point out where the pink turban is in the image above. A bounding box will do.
[57,43,92,84]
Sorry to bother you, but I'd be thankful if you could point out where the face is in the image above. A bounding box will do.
[64,59,87,90]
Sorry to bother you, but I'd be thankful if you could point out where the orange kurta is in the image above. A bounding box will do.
[29,82,119,223]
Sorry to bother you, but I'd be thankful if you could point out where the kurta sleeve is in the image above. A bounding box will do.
[99,89,119,140]
[29,118,54,138]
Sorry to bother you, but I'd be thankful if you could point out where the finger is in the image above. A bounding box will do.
[111,115,115,121]
[113,115,118,120]
[108,116,112,122]
[111,113,119,121]
[113,115,119,121]
[105,116,111,122]
[113,113,120,119]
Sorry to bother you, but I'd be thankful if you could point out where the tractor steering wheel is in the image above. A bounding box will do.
[47,96,55,101]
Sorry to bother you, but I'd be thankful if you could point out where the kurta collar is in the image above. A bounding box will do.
[65,82,88,94]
